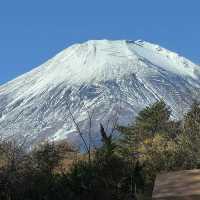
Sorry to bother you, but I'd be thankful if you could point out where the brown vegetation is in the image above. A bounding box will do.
[0,101,200,200]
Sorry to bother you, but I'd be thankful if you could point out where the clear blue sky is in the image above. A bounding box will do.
[0,0,200,84]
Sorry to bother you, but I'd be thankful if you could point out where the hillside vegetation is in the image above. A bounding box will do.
[1,101,200,200]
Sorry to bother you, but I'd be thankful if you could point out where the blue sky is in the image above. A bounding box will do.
[0,0,200,84]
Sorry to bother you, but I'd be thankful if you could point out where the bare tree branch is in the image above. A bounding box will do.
[66,101,90,157]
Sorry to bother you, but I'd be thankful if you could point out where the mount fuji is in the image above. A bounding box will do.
[0,39,200,148]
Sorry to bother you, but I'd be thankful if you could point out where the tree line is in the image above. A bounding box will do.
[0,101,200,199]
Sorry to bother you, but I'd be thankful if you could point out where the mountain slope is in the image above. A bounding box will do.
[0,39,200,147]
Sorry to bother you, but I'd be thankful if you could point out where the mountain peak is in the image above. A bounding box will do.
[0,39,200,147]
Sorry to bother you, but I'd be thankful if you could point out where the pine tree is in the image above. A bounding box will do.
[135,100,171,137]
[180,101,200,168]
[184,101,200,137]
[118,101,172,158]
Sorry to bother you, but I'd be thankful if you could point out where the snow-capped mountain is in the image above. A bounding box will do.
[0,39,200,148]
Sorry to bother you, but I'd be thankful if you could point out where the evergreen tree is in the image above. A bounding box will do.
[118,101,172,160]
[178,101,200,168]
[135,100,171,136]
[99,123,116,157]
[184,101,200,137]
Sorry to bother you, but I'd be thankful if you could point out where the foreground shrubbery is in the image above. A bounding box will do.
[1,101,200,200]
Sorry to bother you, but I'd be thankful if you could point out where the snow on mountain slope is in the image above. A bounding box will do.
[0,39,200,148]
